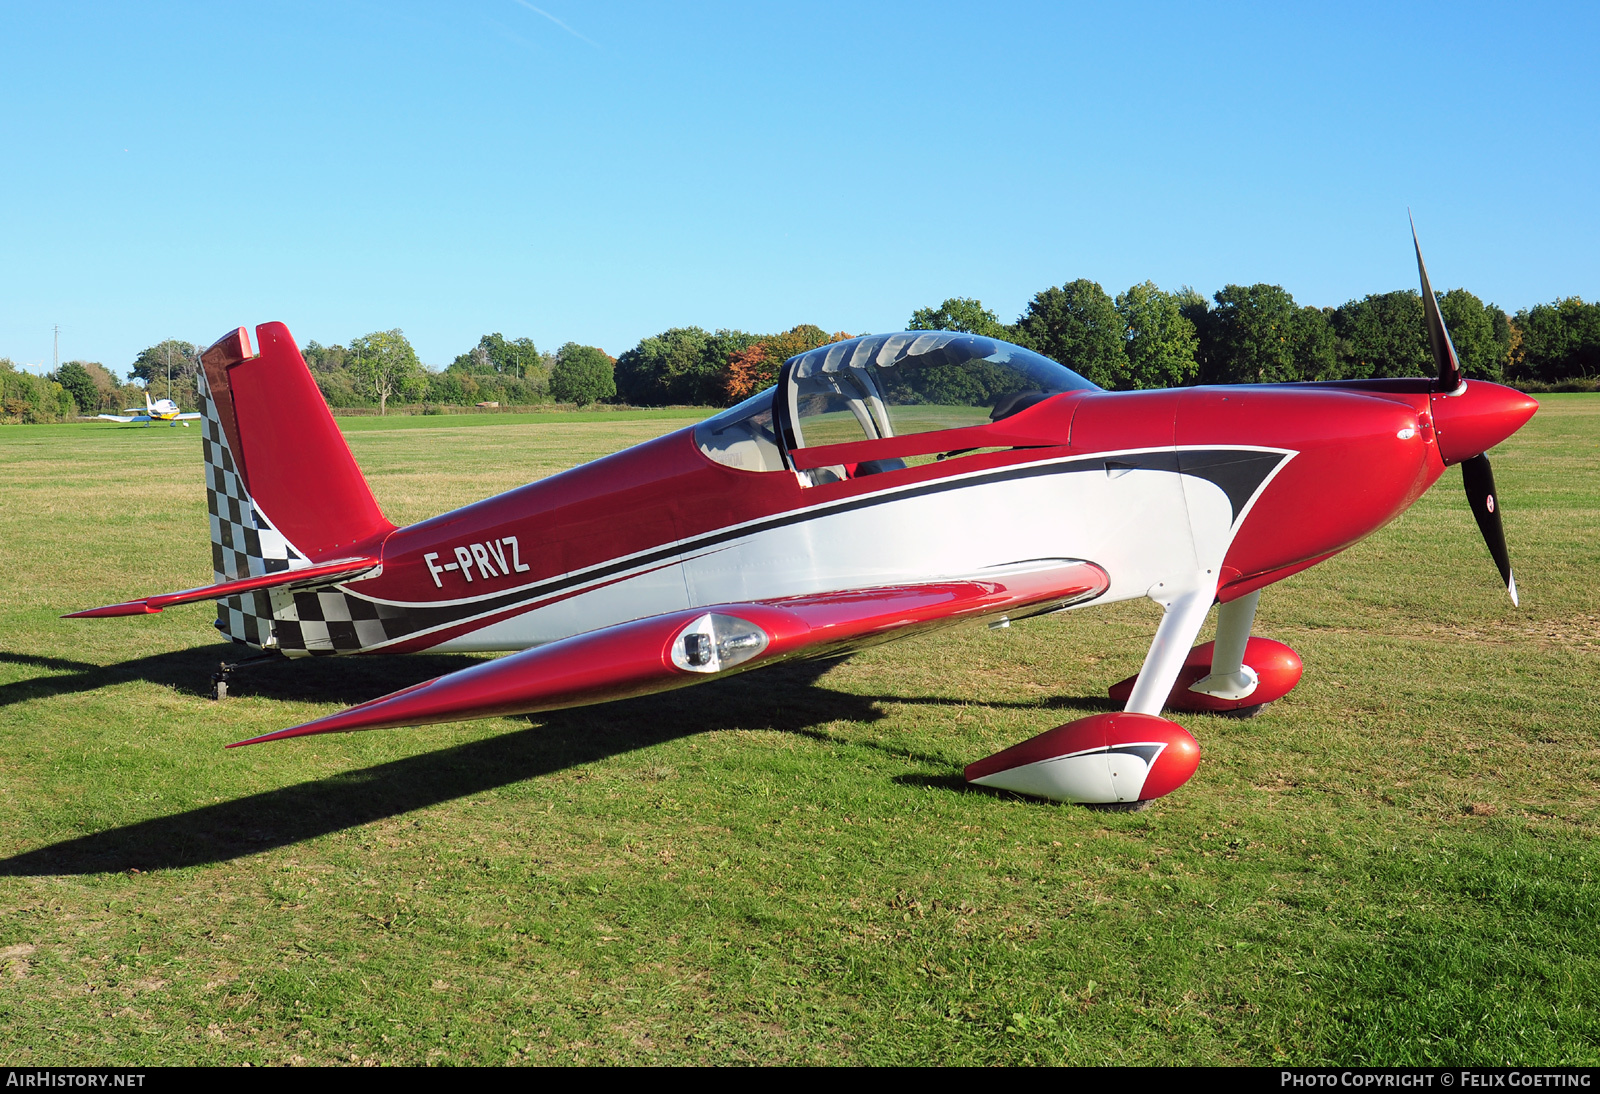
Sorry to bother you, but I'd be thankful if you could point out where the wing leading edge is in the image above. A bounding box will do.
[230,558,1110,747]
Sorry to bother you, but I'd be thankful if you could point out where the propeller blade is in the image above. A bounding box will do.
[1461,452,1518,606]
[1410,213,1464,393]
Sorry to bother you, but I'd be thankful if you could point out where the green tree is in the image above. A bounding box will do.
[1206,284,1305,384]
[1171,287,1213,382]
[54,362,98,414]
[0,361,71,423]
[1512,297,1600,382]
[426,369,476,406]
[756,325,836,370]
[1329,291,1429,380]
[1292,305,1339,381]
[54,360,120,412]
[549,343,616,406]
[130,339,200,407]
[1115,282,1199,389]
[452,333,542,379]
[302,340,350,374]
[349,329,425,415]
[908,298,1009,338]
[301,341,366,407]
[614,327,713,405]
[1013,279,1127,389]
[1438,289,1507,381]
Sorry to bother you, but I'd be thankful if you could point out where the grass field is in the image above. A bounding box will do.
[0,399,1596,1065]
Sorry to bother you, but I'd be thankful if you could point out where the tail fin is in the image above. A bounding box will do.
[197,323,395,648]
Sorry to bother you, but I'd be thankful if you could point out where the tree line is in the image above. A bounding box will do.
[590,282,1600,407]
[302,333,616,413]
[911,281,1600,391]
[0,332,619,423]
[4,281,1597,424]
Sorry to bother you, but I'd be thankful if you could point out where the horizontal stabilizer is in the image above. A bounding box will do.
[230,558,1110,747]
[64,556,381,618]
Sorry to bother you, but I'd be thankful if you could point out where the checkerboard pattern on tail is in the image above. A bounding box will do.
[273,589,414,654]
[196,366,415,657]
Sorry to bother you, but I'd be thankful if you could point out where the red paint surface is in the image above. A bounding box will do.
[1179,386,1440,597]
[143,326,1548,690]
[1430,382,1539,465]
[354,376,1528,621]
[1067,389,1181,453]
[224,323,395,560]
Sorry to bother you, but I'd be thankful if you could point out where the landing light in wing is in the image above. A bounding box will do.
[670,613,771,673]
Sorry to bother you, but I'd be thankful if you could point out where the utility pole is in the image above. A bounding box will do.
[166,342,172,401]
[53,325,59,372]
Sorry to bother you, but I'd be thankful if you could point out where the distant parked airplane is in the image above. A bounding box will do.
[96,392,201,426]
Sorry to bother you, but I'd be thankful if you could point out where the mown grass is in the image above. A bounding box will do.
[0,398,1596,1065]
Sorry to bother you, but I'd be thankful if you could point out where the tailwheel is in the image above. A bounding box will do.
[209,652,282,700]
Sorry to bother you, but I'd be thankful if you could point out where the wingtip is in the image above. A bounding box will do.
[1508,572,1519,608]
[227,681,441,747]
[63,601,160,618]
[227,724,325,748]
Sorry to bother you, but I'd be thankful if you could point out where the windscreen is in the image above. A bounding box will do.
[785,332,1098,446]
[694,388,785,472]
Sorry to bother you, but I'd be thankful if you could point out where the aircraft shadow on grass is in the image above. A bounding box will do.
[0,646,1113,877]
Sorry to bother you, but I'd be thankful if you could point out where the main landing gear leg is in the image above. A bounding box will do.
[1124,586,1214,716]
[1189,589,1261,705]
[211,652,280,700]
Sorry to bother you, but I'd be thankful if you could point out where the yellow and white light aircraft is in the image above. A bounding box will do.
[96,392,201,426]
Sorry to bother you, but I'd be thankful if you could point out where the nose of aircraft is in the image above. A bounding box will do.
[1432,380,1539,466]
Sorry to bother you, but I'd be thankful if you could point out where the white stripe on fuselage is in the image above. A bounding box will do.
[336,445,1292,654]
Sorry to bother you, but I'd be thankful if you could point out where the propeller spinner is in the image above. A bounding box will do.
[1411,215,1535,605]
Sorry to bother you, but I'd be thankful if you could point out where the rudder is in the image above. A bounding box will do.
[197,324,395,649]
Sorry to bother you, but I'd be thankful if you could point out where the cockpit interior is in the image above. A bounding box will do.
[695,331,1098,485]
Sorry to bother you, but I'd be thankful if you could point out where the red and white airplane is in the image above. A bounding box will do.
[69,234,1537,807]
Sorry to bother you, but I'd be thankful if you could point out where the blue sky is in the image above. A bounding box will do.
[2,1,1595,375]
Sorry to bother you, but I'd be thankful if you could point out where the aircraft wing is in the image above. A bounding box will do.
[96,414,150,423]
[64,556,382,618]
[230,557,1109,746]
[173,412,202,420]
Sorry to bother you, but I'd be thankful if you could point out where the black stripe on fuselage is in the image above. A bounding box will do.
[339,445,1291,646]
